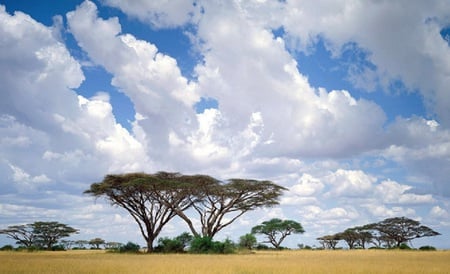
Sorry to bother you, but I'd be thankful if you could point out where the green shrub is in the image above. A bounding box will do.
[189,237,236,254]
[119,242,140,253]
[419,245,436,251]
[0,245,14,251]
[239,233,257,250]
[155,237,185,253]
[398,243,412,250]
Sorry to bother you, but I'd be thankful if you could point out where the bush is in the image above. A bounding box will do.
[119,242,140,253]
[398,243,412,250]
[155,233,193,253]
[51,244,66,251]
[155,237,185,253]
[189,237,236,254]
[255,243,270,250]
[238,233,257,250]
[419,245,436,251]
[0,245,14,251]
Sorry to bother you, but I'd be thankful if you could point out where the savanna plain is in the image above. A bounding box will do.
[1,250,449,274]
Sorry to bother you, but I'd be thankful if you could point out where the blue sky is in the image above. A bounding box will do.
[1,0,449,249]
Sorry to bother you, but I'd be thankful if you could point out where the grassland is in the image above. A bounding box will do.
[1,249,449,274]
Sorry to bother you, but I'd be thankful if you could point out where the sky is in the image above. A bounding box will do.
[0,0,449,249]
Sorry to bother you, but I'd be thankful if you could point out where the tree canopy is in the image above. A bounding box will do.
[84,172,189,253]
[0,221,78,250]
[251,218,305,249]
[366,216,441,247]
[85,171,286,252]
[318,216,440,249]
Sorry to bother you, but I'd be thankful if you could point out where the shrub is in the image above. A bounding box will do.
[239,233,257,250]
[119,242,140,253]
[0,245,14,251]
[155,237,185,253]
[255,243,270,250]
[189,237,236,254]
[419,245,436,251]
[398,243,412,250]
[51,244,66,251]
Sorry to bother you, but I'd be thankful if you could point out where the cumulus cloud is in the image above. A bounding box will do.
[103,0,198,29]
[375,179,435,205]
[277,0,450,127]
[0,2,150,214]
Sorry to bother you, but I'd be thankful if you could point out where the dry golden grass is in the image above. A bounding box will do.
[1,249,449,274]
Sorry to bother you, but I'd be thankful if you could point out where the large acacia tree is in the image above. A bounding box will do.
[169,177,287,238]
[84,172,194,253]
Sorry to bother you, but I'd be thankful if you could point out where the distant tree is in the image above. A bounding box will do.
[317,234,340,249]
[60,239,75,250]
[31,221,78,250]
[336,229,362,249]
[251,218,305,249]
[105,242,123,250]
[89,238,105,249]
[352,226,373,249]
[74,240,89,249]
[366,217,440,248]
[0,224,35,248]
[238,233,257,250]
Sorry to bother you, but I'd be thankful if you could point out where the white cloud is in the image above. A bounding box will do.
[324,169,375,197]
[104,0,198,28]
[375,179,434,205]
[290,173,324,196]
[278,0,450,127]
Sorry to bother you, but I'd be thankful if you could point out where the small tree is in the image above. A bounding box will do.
[239,233,257,250]
[317,234,340,249]
[74,240,89,249]
[89,238,105,249]
[336,229,360,249]
[251,218,305,249]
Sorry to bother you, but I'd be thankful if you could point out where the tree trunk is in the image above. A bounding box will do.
[146,240,154,253]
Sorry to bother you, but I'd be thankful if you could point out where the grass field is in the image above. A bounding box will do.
[1,249,449,274]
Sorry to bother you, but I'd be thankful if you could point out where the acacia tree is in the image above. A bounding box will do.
[239,233,257,250]
[0,222,77,250]
[366,216,440,247]
[0,224,35,248]
[89,238,106,249]
[336,229,360,249]
[172,178,287,238]
[251,218,305,249]
[317,234,340,249]
[84,172,193,253]
[31,221,78,250]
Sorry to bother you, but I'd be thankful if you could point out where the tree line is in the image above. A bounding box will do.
[0,172,441,253]
[317,216,440,249]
